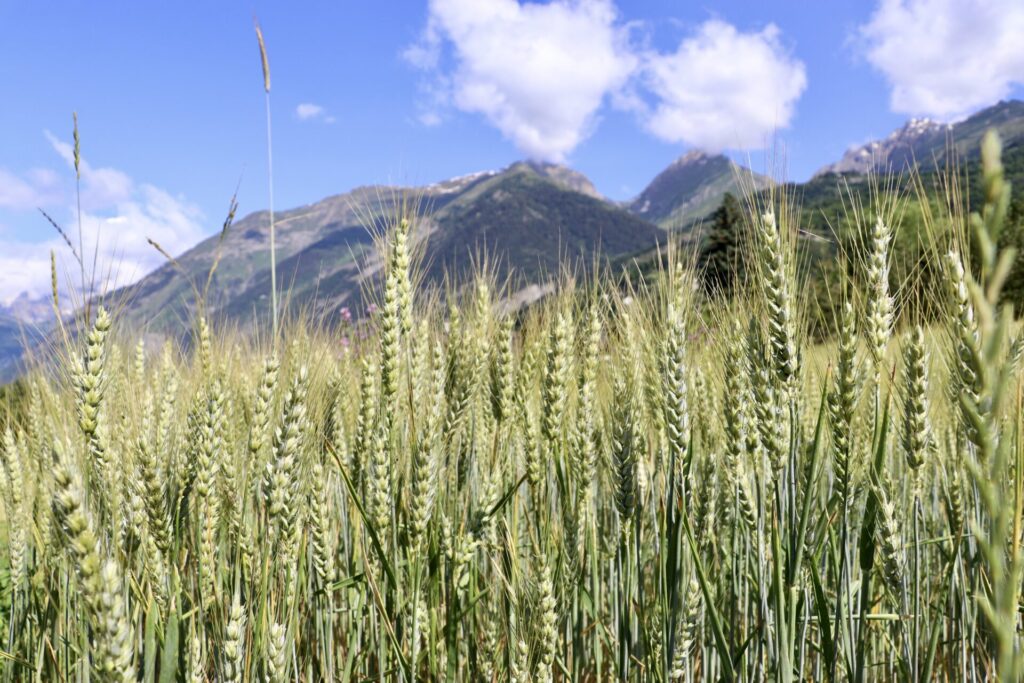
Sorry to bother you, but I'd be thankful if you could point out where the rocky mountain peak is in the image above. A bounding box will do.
[507,160,602,199]
[671,149,716,167]
[815,116,954,177]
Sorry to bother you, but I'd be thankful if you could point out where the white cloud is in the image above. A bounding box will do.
[641,21,807,151]
[296,103,324,119]
[0,136,206,305]
[295,102,336,123]
[0,241,57,307]
[419,111,443,127]
[76,184,206,288]
[45,131,134,208]
[406,0,637,162]
[406,3,808,156]
[0,167,61,210]
[860,0,1024,120]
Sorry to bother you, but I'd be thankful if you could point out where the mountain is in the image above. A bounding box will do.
[0,313,46,383]
[109,161,662,332]
[0,295,57,382]
[815,99,1024,177]
[625,102,1024,328]
[0,292,59,325]
[4,98,1022,381]
[0,314,24,382]
[510,161,603,199]
[628,151,767,230]
[422,163,656,283]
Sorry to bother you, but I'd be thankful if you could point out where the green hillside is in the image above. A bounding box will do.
[108,162,661,333]
[628,151,768,230]
[4,101,1022,374]
[426,166,662,286]
[623,137,1024,340]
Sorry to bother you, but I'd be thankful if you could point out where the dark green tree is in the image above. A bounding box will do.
[998,195,1024,314]
[699,192,746,296]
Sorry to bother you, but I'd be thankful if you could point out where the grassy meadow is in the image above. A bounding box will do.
[0,128,1022,683]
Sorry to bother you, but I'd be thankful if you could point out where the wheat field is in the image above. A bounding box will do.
[0,132,1021,682]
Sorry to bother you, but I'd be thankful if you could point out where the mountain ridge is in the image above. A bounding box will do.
[3,99,1024,380]
[107,159,663,334]
[815,99,1024,177]
[628,150,768,229]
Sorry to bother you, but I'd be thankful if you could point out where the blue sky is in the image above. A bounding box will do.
[1,0,1022,303]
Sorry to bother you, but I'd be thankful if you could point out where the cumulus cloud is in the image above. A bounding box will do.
[45,131,134,209]
[641,21,807,150]
[0,242,52,306]
[859,0,1024,120]
[0,136,206,305]
[0,167,61,210]
[406,2,809,156]
[76,184,206,287]
[405,0,637,161]
[295,102,336,123]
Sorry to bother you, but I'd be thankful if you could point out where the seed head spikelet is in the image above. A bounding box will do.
[76,307,116,515]
[308,460,336,585]
[1,429,27,583]
[490,315,515,425]
[722,333,757,530]
[365,424,392,541]
[567,302,602,512]
[542,310,571,449]
[756,210,798,393]
[222,591,247,683]
[408,429,436,547]
[535,553,558,682]
[865,216,894,367]
[52,448,134,681]
[828,301,860,502]
[136,401,170,554]
[876,484,905,602]
[902,325,931,473]
[663,303,690,477]
[669,576,702,679]
[612,375,639,531]
[392,217,413,338]
[945,251,985,448]
[264,367,308,560]
[748,320,785,473]
[380,259,402,431]
[353,357,377,488]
